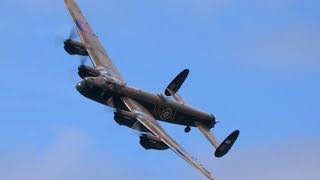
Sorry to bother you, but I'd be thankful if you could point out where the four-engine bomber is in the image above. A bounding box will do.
[63,0,239,179]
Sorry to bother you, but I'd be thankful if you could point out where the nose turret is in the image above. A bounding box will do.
[76,81,86,93]
[76,77,106,96]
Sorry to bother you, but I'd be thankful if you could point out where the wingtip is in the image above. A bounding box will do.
[64,0,69,6]
[64,0,72,5]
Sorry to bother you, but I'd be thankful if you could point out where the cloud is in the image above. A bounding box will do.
[0,127,319,180]
[0,127,133,180]
[213,140,320,180]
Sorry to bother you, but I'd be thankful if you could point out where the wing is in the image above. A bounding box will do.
[65,1,214,179]
[64,0,124,83]
[121,97,215,180]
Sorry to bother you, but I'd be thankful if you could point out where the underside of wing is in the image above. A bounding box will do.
[120,97,215,180]
[64,0,124,83]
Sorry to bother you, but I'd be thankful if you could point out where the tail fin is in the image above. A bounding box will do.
[164,69,189,104]
[195,122,239,158]
[165,69,189,96]
[214,130,240,158]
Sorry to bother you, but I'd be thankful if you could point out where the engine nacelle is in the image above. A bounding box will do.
[114,112,149,132]
[64,39,89,56]
[78,65,100,79]
[139,134,169,150]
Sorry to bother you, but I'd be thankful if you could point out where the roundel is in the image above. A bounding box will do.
[160,108,173,120]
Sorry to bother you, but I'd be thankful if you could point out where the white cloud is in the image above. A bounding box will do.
[0,127,133,180]
[0,127,319,180]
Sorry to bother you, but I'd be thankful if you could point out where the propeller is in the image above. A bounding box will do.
[65,27,89,65]
[80,56,89,65]
[55,26,89,81]
[54,26,78,47]
[103,97,148,137]
[104,96,122,114]
[131,130,144,137]
[68,26,78,40]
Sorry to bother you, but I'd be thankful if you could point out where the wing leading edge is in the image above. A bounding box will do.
[121,97,216,180]
[64,0,124,83]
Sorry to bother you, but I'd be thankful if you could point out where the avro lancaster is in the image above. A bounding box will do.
[63,0,239,179]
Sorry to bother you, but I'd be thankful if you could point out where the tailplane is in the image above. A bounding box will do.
[195,122,239,158]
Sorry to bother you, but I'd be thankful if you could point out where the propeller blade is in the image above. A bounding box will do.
[80,56,88,65]
[68,26,78,39]
[54,26,78,48]
[104,106,115,114]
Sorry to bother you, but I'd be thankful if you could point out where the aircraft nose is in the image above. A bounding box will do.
[76,78,93,91]
[76,77,105,94]
[76,82,85,92]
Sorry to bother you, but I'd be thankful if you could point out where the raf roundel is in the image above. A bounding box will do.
[160,108,172,120]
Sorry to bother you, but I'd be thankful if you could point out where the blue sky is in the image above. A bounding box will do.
[1,0,320,179]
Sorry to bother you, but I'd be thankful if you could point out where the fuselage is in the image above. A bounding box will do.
[76,76,216,129]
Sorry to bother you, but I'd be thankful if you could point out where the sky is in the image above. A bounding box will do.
[0,0,320,179]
